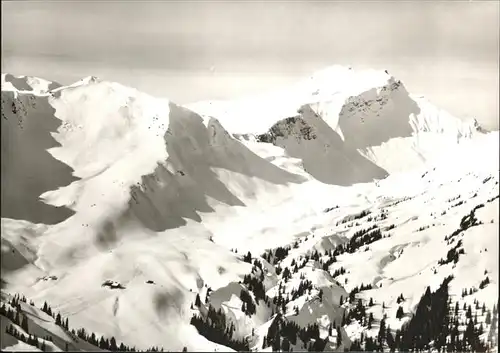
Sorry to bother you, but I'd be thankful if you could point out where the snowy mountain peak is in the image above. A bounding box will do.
[79,75,101,84]
[1,65,498,353]
[1,73,62,95]
[187,65,486,179]
[186,66,408,136]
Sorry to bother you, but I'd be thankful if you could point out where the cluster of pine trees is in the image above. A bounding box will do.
[448,202,484,241]
[290,278,313,301]
[5,324,47,351]
[1,297,30,334]
[444,203,484,245]
[42,300,147,351]
[76,330,151,352]
[347,299,367,323]
[348,275,489,352]
[40,301,70,330]
[288,255,310,274]
[263,314,328,352]
[242,262,266,303]
[416,225,430,232]
[385,224,396,231]
[273,281,291,314]
[242,251,252,263]
[397,276,452,351]
[321,253,337,271]
[385,196,412,208]
[272,275,321,316]
[315,227,385,260]
[261,246,291,265]
[336,209,371,226]
[479,276,490,289]
[2,300,50,351]
[190,305,249,351]
[239,289,257,316]
[341,299,377,328]
[1,293,164,352]
[487,304,498,347]
[324,205,339,213]
[347,283,373,304]
[346,227,383,254]
[487,194,499,203]
[331,266,346,278]
[438,239,465,265]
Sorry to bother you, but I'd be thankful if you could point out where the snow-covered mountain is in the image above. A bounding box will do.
[187,66,481,137]
[1,66,498,352]
[187,65,484,181]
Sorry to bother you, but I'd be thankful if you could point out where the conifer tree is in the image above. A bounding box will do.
[486,311,492,325]
[378,318,386,345]
[386,326,395,352]
[368,312,374,329]
[336,326,342,348]
[282,338,290,352]
[272,332,281,351]
[394,330,401,351]
[21,314,29,333]
[99,336,106,349]
[396,306,404,319]
[110,336,118,351]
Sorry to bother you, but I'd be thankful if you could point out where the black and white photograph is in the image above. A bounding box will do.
[1,0,499,351]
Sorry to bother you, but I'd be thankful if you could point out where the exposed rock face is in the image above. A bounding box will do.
[256,116,317,144]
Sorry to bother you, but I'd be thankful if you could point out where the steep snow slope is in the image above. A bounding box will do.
[1,69,498,352]
[2,74,62,96]
[1,86,78,225]
[187,65,481,140]
[188,65,484,182]
[1,74,307,351]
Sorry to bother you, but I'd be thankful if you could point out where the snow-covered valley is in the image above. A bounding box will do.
[1,66,498,352]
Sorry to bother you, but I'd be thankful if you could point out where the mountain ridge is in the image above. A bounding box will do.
[1,66,498,352]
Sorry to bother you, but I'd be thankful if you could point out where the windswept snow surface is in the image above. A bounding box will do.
[1,66,498,352]
[188,65,483,178]
[2,73,62,96]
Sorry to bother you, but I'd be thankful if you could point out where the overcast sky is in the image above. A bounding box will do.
[2,1,499,129]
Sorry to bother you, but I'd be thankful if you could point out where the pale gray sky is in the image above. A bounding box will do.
[2,1,499,129]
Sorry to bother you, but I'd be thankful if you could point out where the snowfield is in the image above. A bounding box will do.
[1,66,498,352]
